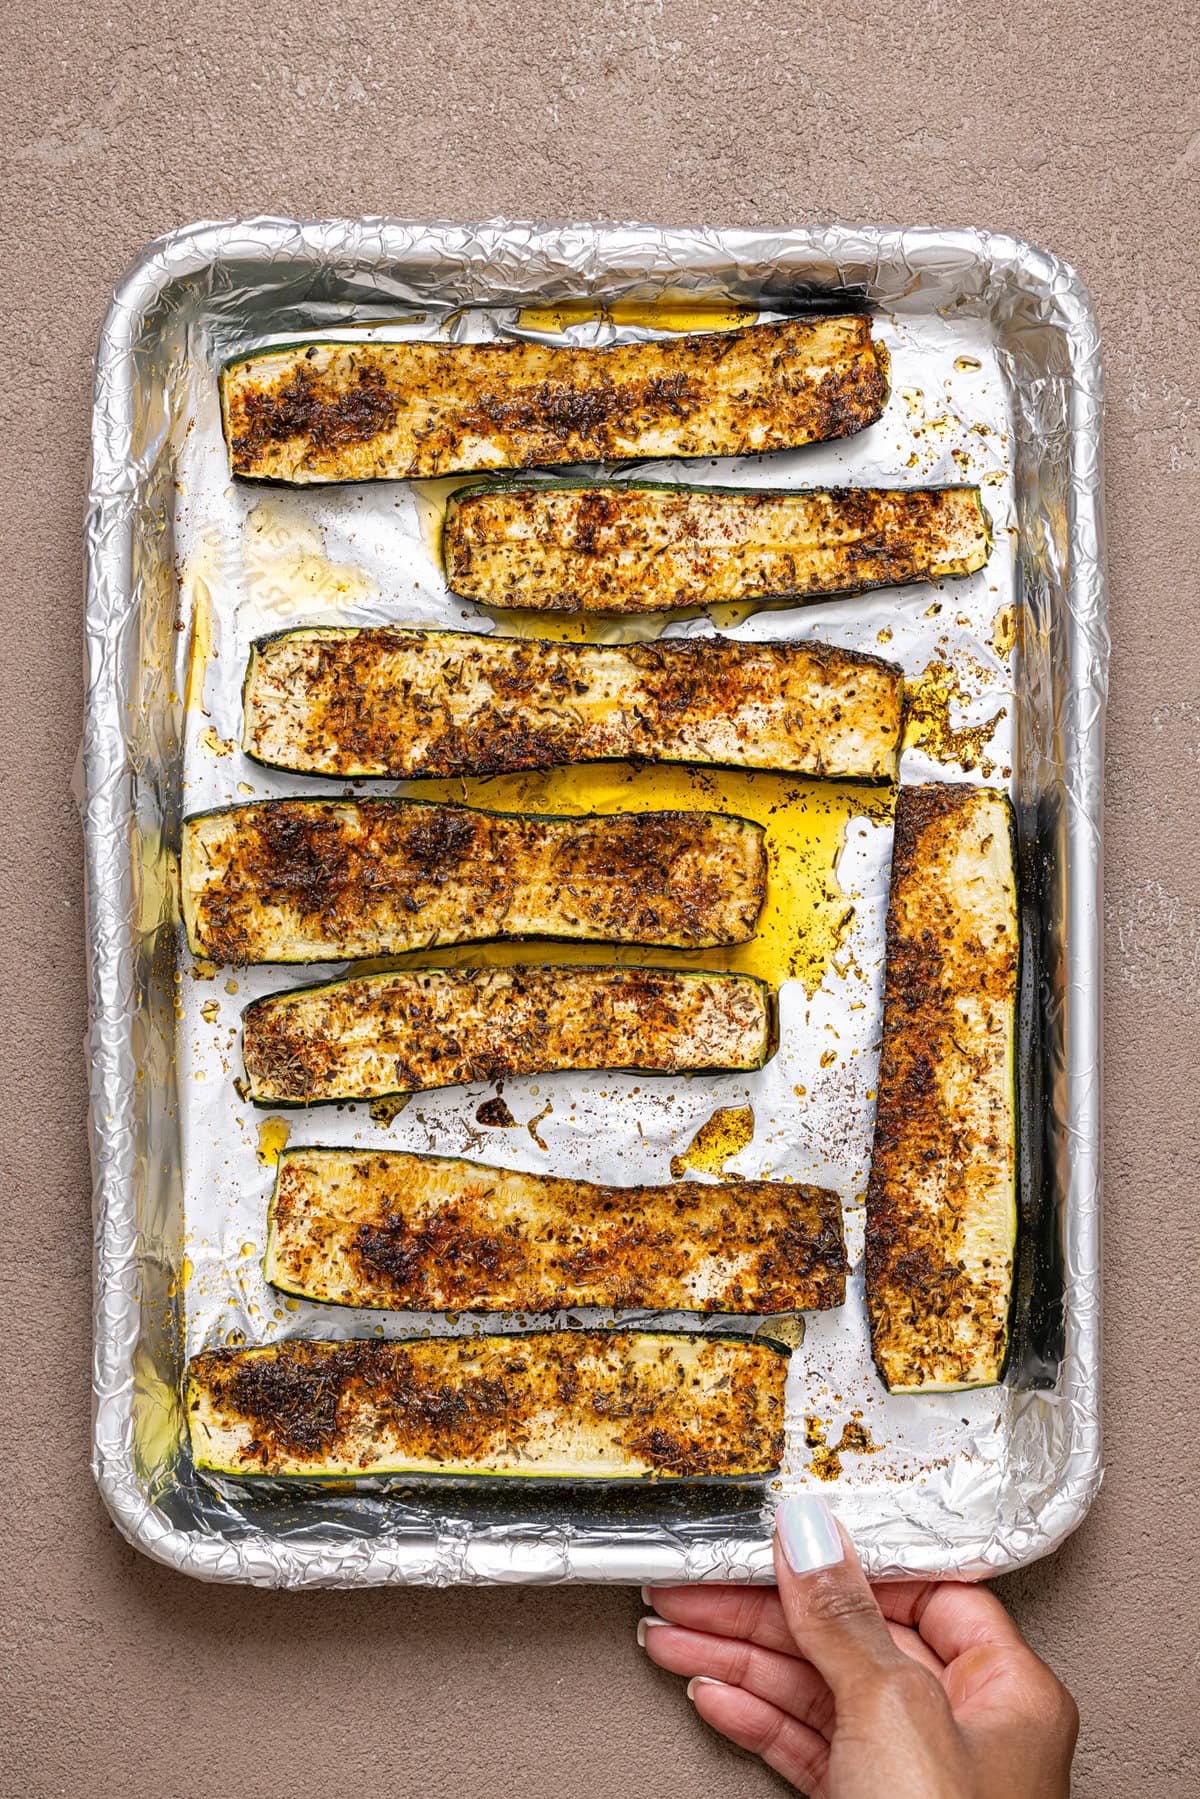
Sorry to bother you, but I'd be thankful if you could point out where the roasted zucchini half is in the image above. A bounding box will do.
[181,798,766,964]
[187,1331,790,1483]
[220,316,888,483]
[264,1147,847,1314]
[242,627,904,783]
[242,963,774,1105]
[443,481,992,614]
[865,784,1018,1393]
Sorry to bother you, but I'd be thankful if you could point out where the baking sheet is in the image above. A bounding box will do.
[84,221,1106,1585]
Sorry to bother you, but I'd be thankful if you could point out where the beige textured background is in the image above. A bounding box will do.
[2,3,1198,1795]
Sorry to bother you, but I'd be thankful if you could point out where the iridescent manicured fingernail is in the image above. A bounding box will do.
[775,1494,845,1575]
[640,1584,656,1606]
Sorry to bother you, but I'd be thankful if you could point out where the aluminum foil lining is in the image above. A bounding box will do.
[83,220,1106,1587]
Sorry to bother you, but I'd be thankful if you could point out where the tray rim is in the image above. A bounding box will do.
[84,217,1105,1587]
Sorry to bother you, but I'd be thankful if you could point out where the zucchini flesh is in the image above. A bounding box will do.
[181,798,766,963]
[243,964,773,1104]
[265,1147,847,1313]
[187,1331,789,1481]
[242,627,904,782]
[221,317,888,483]
[865,784,1018,1393]
[443,482,992,614]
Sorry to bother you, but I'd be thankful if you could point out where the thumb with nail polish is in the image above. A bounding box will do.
[637,1492,1077,1798]
[769,1494,973,1795]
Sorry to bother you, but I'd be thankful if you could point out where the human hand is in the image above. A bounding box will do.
[638,1494,1078,1798]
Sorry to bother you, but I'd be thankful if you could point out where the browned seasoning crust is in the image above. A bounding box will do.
[182,799,767,963]
[242,963,773,1104]
[865,784,1018,1392]
[221,317,889,483]
[265,1147,847,1313]
[443,483,991,614]
[186,1332,789,1481]
[241,627,904,782]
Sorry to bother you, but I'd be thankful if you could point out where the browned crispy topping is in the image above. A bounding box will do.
[467,370,700,439]
[267,1150,846,1313]
[353,1207,520,1294]
[444,483,990,614]
[223,317,888,482]
[242,628,903,782]
[210,1340,510,1464]
[183,799,766,963]
[865,784,1017,1391]
[189,1333,787,1479]
[235,363,399,466]
[242,964,772,1103]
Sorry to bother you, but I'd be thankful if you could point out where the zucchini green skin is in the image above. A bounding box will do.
[220,317,888,483]
[187,1331,790,1483]
[242,963,775,1105]
[865,784,1018,1393]
[241,626,904,783]
[181,797,767,964]
[264,1146,847,1314]
[443,481,992,614]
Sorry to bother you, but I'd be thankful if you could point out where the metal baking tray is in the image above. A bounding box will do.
[84,219,1106,1587]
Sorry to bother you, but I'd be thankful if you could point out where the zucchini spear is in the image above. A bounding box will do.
[242,963,774,1105]
[242,627,904,783]
[221,316,888,483]
[443,482,991,614]
[181,798,767,963]
[264,1147,847,1314]
[187,1331,791,1482]
[865,784,1019,1393]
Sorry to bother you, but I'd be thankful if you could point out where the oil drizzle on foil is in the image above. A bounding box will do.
[243,500,376,620]
[374,766,892,995]
[515,299,757,335]
[255,1116,291,1167]
[184,575,212,716]
[670,1104,754,1178]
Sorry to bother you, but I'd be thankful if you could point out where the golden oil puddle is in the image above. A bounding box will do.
[256,1116,291,1166]
[410,474,471,567]
[482,599,768,645]
[130,1342,183,1484]
[516,298,757,335]
[385,765,893,994]
[904,659,1006,777]
[755,1314,807,1350]
[167,1255,194,1299]
[482,607,670,646]
[670,1104,754,1179]
[184,575,212,716]
[991,603,1017,659]
[199,725,235,757]
[244,499,376,620]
